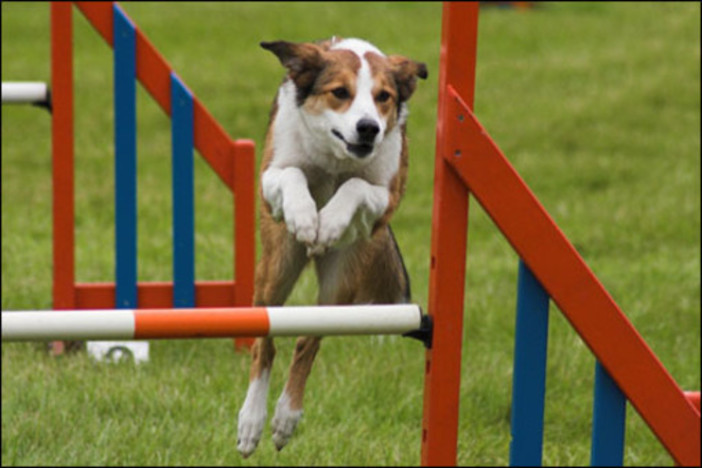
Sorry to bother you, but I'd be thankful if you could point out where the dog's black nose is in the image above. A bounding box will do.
[356,119,380,142]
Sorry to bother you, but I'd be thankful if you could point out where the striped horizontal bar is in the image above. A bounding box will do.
[2,305,423,341]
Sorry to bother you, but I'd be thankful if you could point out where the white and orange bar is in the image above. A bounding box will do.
[1,305,423,341]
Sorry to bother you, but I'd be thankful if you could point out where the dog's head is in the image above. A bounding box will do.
[261,37,427,161]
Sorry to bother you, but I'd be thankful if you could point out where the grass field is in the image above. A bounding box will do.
[2,2,700,466]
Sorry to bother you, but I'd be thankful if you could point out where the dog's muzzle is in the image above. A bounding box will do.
[332,119,379,159]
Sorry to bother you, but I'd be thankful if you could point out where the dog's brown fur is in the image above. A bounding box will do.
[237,37,425,457]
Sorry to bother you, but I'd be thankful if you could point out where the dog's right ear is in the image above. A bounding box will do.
[261,41,325,92]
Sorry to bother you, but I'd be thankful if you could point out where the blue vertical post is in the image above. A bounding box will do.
[114,5,137,309]
[591,361,626,466]
[509,260,550,466]
[171,73,195,307]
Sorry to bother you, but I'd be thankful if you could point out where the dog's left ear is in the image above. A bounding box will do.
[388,55,428,103]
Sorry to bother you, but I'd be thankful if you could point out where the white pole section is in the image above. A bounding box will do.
[267,304,422,336]
[2,82,49,104]
[2,310,135,341]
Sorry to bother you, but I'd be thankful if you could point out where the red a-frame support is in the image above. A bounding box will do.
[421,2,700,466]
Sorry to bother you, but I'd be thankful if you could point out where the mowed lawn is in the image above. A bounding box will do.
[2,2,699,466]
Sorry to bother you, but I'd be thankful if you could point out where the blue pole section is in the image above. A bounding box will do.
[114,5,137,309]
[171,73,195,307]
[591,360,626,466]
[509,259,550,466]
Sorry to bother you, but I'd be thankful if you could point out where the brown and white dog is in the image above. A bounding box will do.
[236,37,427,457]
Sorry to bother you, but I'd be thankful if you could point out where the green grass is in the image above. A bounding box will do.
[2,2,700,466]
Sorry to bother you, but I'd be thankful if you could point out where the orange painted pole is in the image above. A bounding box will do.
[442,90,700,466]
[51,2,76,355]
[421,2,479,466]
[232,140,255,308]
[233,140,256,349]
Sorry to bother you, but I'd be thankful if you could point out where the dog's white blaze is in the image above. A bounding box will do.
[331,37,384,57]
[353,57,385,136]
[333,38,387,144]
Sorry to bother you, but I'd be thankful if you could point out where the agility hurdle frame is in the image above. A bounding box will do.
[50,2,256,352]
[421,3,699,466]
[2,2,699,466]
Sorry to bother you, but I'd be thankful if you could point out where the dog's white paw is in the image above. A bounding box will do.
[237,371,270,458]
[271,392,303,451]
[314,204,353,253]
[283,197,318,245]
[310,205,376,256]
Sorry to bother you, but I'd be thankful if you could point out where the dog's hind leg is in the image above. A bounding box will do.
[271,335,321,451]
[237,337,275,458]
[269,248,356,451]
[237,218,309,457]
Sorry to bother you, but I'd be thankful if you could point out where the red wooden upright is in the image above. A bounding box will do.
[51,3,76,354]
[421,3,479,465]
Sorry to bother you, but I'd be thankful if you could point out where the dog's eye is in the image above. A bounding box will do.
[376,90,391,103]
[331,87,350,100]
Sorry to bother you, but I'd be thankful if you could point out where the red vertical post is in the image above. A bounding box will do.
[421,2,479,465]
[51,2,76,355]
[233,139,256,349]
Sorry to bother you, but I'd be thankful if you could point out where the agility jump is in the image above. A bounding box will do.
[1,305,428,343]
[1,2,699,467]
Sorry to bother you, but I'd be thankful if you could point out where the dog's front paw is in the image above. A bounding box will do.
[271,394,303,451]
[313,205,353,254]
[283,197,318,245]
[310,205,377,256]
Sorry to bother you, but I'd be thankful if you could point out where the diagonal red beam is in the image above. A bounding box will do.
[73,1,239,192]
[443,86,700,466]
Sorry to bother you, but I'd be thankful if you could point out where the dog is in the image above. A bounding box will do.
[236,36,427,457]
